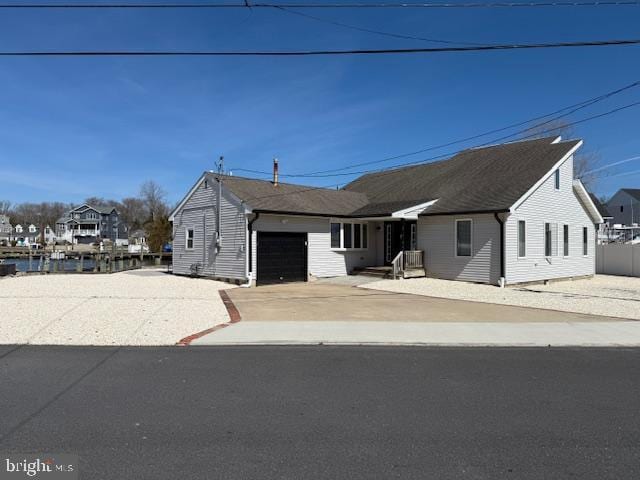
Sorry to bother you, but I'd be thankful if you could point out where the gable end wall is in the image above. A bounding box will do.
[172,179,247,280]
[505,155,595,284]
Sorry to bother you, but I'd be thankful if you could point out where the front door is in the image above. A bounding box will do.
[384,221,417,265]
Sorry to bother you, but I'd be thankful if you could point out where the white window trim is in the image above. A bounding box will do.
[554,168,560,191]
[185,227,195,250]
[454,218,473,258]
[517,220,526,259]
[330,220,369,251]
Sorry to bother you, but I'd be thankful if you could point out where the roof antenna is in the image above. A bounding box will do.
[216,156,224,175]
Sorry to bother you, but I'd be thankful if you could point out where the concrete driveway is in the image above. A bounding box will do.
[225,282,609,323]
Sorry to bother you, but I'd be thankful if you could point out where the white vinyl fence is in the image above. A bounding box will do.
[596,244,640,277]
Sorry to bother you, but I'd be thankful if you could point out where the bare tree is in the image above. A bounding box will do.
[139,180,168,222]
[0,200,11,215]
[139,181,172,252]
[523,119,601,190]
[118,197,146,232]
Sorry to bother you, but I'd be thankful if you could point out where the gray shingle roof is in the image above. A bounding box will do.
[344,137,581,216]
[588,192,612,218]
[206,172,369,217]
[191,137,580,218]
[620,188,640,202]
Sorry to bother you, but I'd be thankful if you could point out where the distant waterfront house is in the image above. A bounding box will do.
[170,136,603,287]
[588,192,614,243]
[606,189,640,226]
[11,224,40,247]
[0,215,12,245]
[127,229,149,253]
[56,204,126,245]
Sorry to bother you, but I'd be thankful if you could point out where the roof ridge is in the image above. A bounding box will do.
[206,171,362,194]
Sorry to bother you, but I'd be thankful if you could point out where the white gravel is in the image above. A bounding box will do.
[364,275,640,320]
[0,269,234,346]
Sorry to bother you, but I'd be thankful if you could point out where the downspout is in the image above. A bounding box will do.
[216,175,222,254]
[494,212,505,288]
[246,212,260,285]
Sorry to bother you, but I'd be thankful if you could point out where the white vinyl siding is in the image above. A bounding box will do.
[418,214,500,284]
[251,215,377,277]
[505,154,596,284]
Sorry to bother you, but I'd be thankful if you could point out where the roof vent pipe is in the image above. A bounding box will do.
[273,158,279,186]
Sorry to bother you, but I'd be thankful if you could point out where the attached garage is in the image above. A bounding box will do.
[256,231,308,286]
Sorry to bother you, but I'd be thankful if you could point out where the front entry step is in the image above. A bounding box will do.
[403,268,426,279]
[352,266,393,279]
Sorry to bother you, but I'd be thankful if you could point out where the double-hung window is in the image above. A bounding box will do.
[330,223,341,249]
[185,228,194,250]
[545,222,558,257]
[455,219,472,257]
[583,227,588,256]
[343,224,352,249]
[353,223,362,249]
[331,221,368,250]
[518,220,526,258]
[563,225,569,256]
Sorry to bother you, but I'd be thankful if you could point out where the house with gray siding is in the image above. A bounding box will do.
[169,137,603,287]
[56,204,126,245]
[606,189,640,227]
[0,215,12,245]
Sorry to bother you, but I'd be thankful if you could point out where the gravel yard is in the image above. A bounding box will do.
[364,275,640,320]
[0,269,233,345]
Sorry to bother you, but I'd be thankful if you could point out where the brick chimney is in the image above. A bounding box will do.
[272,158,279,186]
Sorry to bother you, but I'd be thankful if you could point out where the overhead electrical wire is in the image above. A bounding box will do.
[230,79,640,178]
[1,38,639,56]
[2,1,640,8]
[273,6,493,46]
[237,98,640,201]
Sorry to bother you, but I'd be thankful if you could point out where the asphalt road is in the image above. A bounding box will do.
[1,345,639,479]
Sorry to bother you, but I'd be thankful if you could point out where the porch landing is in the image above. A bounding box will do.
[352,266,426,280]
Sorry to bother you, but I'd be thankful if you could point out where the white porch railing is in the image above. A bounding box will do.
[404,250,424,269]
[392,250,424,279]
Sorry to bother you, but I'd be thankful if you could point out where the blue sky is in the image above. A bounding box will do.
[0,2,639,206]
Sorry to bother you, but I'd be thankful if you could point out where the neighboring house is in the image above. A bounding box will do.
[0,215,12,245]
[56,204,124,245]
[127,229,149,253]
[169,137,603,287]
[11,224,40,247]
[606,189,640,226]
[588,193,614,244]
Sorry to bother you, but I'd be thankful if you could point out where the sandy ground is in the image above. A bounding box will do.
[0,269,233,345]
[364,275,640,320]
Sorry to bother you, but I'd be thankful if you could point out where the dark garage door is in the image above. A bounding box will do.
[257,232,307,286]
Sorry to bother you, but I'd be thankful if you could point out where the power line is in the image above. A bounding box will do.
[231,79,640,178]
[274,6,493,46]
[3,1,640,8]
[240,98,640,201]
[1,39,639,56]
